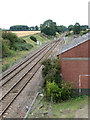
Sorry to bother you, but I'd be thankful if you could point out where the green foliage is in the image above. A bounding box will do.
[46,81,61,102]
[81,30,88,36]
[2,63,10,72]
[65,32,71,37]
[2,40,15,57]
[68,25,74,31]
[80,25,88,31]
[56,32,60,37]
[30,36,37,42]
[2,31,18,49]
[2,31,18,41]
[10,25,29,31]
[40,19,67,35]
[2,31,33,58]
[14,42,33,51]
[61,82,73,100]
[40,19,57,36]
[35,25,39,30]
[42,58,73,102]
[56,25,67,33]
[42,59,61,87]
[73,22,81,34]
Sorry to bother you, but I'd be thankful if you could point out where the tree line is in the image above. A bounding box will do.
[10,25,40,31]
[9,20,89,35]
[40,19,89,36]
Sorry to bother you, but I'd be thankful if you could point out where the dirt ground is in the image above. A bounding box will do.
[75,105,88,118]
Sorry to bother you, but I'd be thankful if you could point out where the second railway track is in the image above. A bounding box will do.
[0,36,64,119]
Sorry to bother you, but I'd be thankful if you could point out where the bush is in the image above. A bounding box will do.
[2,63,10,72]
[2,31,33,51]
[61,82,73,100]
[2,40,15,58]
[42,58,73,102]
[2,31,18,41]
[45,81,73,102]
[18,38,26,43]
[81,30,88,36]
[14,43,33,51]
[65,32,71,37]
[42,59,61,87]
[46,81,61,102]
[2,32,18,49]
[30,36,37,42]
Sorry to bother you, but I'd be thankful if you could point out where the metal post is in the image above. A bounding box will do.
[79,74,90,95]
[79,75,81,95]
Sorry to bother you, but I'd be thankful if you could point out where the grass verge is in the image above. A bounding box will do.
[28,95,88,118]
[2,32,55,72]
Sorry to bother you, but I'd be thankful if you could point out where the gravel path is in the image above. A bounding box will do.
[2,39,62,118]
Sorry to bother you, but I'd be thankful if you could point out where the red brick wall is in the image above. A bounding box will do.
[58,41,89,89]
[61,41,89,58]
[60,60,88,88]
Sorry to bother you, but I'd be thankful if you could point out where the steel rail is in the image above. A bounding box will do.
[0,43,51,88]
[0,42,55,101]
[0,40,58,117]
[0,40,55,80]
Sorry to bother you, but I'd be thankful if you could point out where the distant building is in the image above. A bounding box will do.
[57,33,90,94]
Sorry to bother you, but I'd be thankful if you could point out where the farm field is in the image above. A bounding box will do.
[11,31,40,37]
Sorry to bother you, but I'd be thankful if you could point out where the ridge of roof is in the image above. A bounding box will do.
[58,32,90,55]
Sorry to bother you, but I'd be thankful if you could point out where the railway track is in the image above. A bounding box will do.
[0,34,64,117]
[0,36,64,119]
[0,42,55,99]
[0,43,51,88]
[0,42,51,81]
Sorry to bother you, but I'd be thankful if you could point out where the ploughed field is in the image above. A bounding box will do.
[11,31,40,37]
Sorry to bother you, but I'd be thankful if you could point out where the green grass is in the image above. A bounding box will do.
[2,50,31,71]
[51,95,88,118]
[22,33,52,46]
[1,32,55,72]
[28,95,88,118]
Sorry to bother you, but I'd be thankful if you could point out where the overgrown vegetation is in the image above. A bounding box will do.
[28,95,88,118]
[30,36,37,42]
[40,19,67,36]
[65,32,71,37]
[2,31,33,58]
[1,31,55,72]
[81,30,89,36]
[73,23,81,34]
[42,58,73,102]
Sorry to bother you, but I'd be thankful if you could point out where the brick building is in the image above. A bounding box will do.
[57,33,90,94]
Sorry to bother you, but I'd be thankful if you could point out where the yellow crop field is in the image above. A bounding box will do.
[11,31,40,37]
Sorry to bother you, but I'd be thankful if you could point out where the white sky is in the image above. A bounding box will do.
[0,0,89,29]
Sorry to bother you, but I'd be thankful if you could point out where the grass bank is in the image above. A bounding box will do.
[1,31,55,72]
[28,95,88,118]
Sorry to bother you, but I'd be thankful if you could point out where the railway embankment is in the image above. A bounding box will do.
[0,35,64,119]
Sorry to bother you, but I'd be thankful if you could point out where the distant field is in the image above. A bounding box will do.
[11,31,40,37]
